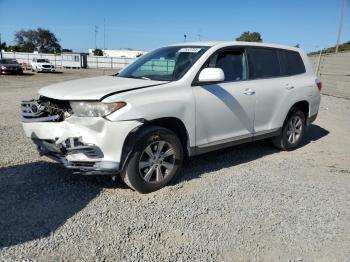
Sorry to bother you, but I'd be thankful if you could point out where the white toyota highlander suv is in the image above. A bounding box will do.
[21,41,321,193]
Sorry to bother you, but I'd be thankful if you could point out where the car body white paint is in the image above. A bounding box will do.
[38,76,165,100]
[22,41,321,174]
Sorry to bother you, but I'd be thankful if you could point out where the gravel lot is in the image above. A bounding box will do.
[0,70,349,261]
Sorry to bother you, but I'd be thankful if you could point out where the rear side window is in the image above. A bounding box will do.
[279,50,306,76]
[248,48,281,79]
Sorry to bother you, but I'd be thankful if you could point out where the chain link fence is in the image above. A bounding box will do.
[1,51,136,70]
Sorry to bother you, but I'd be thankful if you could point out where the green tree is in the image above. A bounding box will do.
[93,48,103,56]
[14,28,61,53]
[308,41,350,55]
[62,48,73,53]
[236,31,262,42]
[5,45,20,52]
[0,41,6,50]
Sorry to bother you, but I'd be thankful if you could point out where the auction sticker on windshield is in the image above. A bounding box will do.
[178,48,202,53]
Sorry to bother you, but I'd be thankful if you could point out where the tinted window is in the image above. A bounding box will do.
[248,48,281,79]
[279,50,306,75]
[207,50,247,81]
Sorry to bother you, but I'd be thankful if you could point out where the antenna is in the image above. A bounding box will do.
[184,34,187,42]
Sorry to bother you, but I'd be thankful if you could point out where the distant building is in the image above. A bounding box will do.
[88,49,146,58]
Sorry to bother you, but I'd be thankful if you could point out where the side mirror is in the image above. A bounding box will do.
[197,68,225,83]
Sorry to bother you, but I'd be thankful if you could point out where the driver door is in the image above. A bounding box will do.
[192,48,256,148]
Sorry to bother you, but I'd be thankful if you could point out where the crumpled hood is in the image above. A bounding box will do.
[39,76,166,100]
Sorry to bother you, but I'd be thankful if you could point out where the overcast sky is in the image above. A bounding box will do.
[0,0,348,52]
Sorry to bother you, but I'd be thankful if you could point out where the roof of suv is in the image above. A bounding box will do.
[170,41,300,52]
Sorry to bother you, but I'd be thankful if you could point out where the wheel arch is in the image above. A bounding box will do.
[280,100,309,128]
[291,100,309,119]
[118,117,190,173]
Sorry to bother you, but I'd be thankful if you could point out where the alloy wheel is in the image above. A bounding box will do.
[138,140,175,183]
[286,115,303,144]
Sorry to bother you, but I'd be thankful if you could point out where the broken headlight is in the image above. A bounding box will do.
[70,101,126,117]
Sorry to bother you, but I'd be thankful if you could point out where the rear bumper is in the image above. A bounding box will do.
[22,116,143,174]
[307,113,318,126]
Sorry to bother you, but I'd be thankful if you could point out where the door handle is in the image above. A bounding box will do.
[243,89,255,95]
[285,85,295,90]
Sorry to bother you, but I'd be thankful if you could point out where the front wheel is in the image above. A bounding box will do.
[120,126,183,193]
[272,108,306,150]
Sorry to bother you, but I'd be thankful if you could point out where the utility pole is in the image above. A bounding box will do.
[0,33,3,59]
[103,18,106,53]
[94,25,99,49]
[316,48,324,76]
[336,0,347,53]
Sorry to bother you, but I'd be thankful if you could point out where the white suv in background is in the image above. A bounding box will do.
[31,58,56,72]
[21,41,321,193]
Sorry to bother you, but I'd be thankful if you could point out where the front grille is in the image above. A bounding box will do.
[21,96,72,122]
[42,65,51,68]
[2,67,20,70]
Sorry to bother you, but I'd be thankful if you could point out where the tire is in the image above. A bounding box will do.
[120,126,183,193]
[272,108,306,151]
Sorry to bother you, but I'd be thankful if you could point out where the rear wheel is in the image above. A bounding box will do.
[120,126,183,193]
[272,108,306,150]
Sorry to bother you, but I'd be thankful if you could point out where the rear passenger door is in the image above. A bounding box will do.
[246,47,297,134]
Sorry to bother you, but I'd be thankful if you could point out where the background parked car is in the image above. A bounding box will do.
[31,58,56,72]
[0,59,23,75]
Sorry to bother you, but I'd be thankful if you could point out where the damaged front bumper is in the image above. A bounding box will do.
[22,116,143,175]
[33,137,118,175]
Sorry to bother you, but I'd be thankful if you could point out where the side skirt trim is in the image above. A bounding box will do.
[189,128,281,156]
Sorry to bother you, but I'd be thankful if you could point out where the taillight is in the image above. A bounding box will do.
[316,79,322,92]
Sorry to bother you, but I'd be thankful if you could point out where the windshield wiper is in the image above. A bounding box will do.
[124,76,152,80]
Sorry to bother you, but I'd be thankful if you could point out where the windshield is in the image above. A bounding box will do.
[37,59,50,63]
[0,59,18,64]
[118,46,209,81]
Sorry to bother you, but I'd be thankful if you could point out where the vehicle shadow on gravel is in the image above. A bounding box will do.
[178,124,329,182]
[0,125,328,248]
[0,161,116,248]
